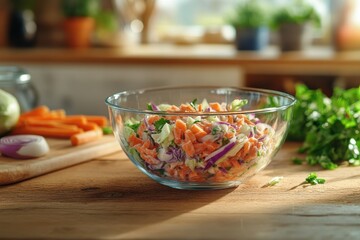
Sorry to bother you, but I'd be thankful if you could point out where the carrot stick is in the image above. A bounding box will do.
[70,115,108,127]
[11,126,84,138]
[56,116,88,125]
[70,129,103,146]
[49,109,66,118]
[20,105,50,118]
[76,122,100,131]
[21,119,80,131]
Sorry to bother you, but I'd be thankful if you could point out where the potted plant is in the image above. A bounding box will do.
[272,0,320,52]
[227,0,270,51]
[62,0,100,49]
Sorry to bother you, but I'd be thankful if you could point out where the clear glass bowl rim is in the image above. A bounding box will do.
[105,86,296,116]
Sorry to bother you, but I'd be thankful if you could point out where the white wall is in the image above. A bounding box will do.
[23,64,244,115]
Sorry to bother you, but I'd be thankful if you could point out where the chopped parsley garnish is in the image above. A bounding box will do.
[154,118,170,132]
[305,172,326,185]
[272,84,360,169]
[102,126,113,135]
[126,122,140,133]
[147,103,153,111]
[292,157,303,165]
[211,125,221,135]
[190,98,197,110]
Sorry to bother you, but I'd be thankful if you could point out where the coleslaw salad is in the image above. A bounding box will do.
[123,99,275,183]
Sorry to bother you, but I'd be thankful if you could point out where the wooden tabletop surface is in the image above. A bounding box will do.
[1,142,360,240]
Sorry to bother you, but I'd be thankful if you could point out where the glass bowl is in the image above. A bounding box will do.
[105,86,296,190]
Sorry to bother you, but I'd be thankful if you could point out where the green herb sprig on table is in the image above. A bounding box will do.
[288,84,360,169]
[305,172,326,185]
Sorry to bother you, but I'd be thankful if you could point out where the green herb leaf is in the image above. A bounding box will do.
[126,122,140,133]
[292,157,303,165]
[190,98,198,110]
[285,84,360,169]
[305,172,326,185]
[154,118,170,132]
[102,126,113,135]
[147,103,153,111]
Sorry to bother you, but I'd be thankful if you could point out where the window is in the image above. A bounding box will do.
[147,0,330,45]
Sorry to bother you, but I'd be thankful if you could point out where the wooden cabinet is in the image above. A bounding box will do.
[26,64,242,115]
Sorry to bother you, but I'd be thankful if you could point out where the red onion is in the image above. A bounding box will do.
[204,138,236,170]
[0,135,49,159]
[151,103,160,111]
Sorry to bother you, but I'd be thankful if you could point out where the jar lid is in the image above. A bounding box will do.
[0,66,31,84]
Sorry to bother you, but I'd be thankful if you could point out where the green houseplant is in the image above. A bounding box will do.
[272,0,321,52]
[227,0,270,51]
[62,0,100,48]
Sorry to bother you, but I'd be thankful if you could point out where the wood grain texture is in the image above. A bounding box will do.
[0,135,120,185]
[1,46,360,76]
[1,142,360,239]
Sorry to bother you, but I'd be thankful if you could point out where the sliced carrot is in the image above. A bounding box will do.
[128,134,143,146]
[137,123,147,137]
[12,126,83,138]
[179,104,195,112]
[224,131,235,139]
[184,129,196,143]
[182,140,195,157]
[147,115,161,125]
[209,102,222,112]
[227,115,234,124]
[190,124,207,140]
[70,129,103,146]
[166,105,180,112]
[175,119,187,132]
[188,171,205,182]
[173,127,183,145]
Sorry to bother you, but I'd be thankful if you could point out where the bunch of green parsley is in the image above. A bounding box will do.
[288,84,360,169]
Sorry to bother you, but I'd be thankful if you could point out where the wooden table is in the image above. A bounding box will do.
[1,142,360,240]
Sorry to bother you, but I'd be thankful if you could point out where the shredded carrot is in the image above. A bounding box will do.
[70,129,103,146]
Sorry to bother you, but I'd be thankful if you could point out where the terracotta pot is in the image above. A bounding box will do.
[63,17,94,49]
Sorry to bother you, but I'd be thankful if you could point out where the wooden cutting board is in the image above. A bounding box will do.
[0,135,121,185]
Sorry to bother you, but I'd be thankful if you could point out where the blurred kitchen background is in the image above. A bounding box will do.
[0,0,360,115]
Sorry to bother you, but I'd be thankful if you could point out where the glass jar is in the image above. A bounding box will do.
[0,66,38,112]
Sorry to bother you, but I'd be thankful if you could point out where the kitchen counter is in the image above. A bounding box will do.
[2,45,360,76]
[1,142,360,240]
